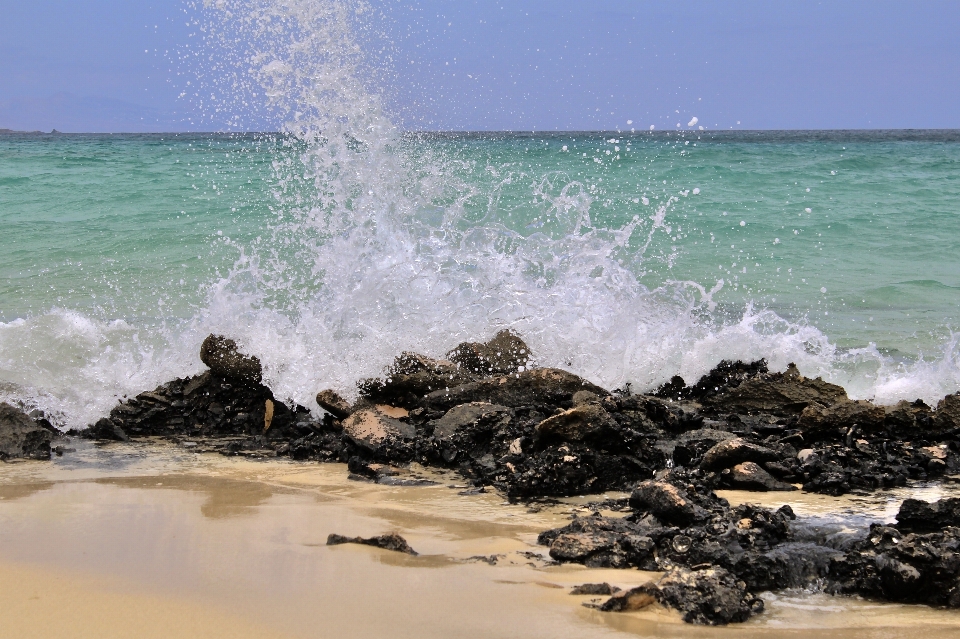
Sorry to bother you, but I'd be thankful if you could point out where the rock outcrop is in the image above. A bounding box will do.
[0,402,53,460]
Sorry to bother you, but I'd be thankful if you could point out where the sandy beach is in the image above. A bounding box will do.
[2,440,958,639]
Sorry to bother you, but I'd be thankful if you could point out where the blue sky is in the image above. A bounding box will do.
[1,0,958,132]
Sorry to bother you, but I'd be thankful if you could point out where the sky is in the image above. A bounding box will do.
[1,0,958,132]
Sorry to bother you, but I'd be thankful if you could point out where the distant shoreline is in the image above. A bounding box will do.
[3,128,960,139]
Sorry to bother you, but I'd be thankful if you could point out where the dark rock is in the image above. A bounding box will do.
[655,360,769,402]
[672,428,737,467]
[828,524,960,608]
[699,437,779,471]
[447,329,532,375]
[341,407,416,455]
[86,417,129,441]
[358,352,476,408]
[326,533,418,555]
[571,582,621,596]
[602,567,762,625]
[430,402,510,440]
[726,462,797,492]
[934,392,960,431]
[600,583,659,612]
[704,364,847,415]
[798,400,885,436]
[896,498,960,533]
[629,481,709,527]
[540,515,665,569]
[316,389,352,419]
[423,367,608,411]
[884,399,934,434]
[802,471,851,496]
[200,334,263,384]
[0,402,53,460]
[535,404,617,442]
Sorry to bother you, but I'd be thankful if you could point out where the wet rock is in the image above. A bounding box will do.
[200,334,263,384]
[358,352,476,408]
[423,367,608,411]
[895,498,960,533]
[447,329,531,375]
[655,567,762,625]
[86,417,129,442]
[430,402,510,440]
[655,360,769,403]
[599,583,659,612]
[934,392,960,431]
[326,533,418,555]
[799,400,885,437]
[671,428,737,467]
[539,515,665,569]
[699,438,779,471]
[571,582,621,596]
[341,407,416,455]
[535,404,617,443]
[884,399,935,434]
[726,462,797,492]
[828,524,960,608]
[90,369,315,458]
[802,471,851,496]
[0,402,53,460]
[316,389,352,419]
[704,364,847,415]
[629,481,709,527]
[572,390,601,405]
[602,567,761,625]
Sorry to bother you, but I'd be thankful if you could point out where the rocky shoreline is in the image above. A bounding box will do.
[2,330,959,625]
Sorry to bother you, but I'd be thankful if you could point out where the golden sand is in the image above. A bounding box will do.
[0,440,958,638]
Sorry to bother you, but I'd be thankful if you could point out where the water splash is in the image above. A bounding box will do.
[2,1,959,430]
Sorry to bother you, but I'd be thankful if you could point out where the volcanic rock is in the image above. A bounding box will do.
[326,533,418,555]
[430,402,510,440]
[895,498,960,533]
[934,392,960,431]
[200,334,263,384]
[704,364,847,415]
[423,367,608,411]
[86,417,129,441]
[535,404,617,442]
[798,400,885,436]
[538,515,665,569]
[828,524,960,608]
[655,359,769,402]
[654,567,761,625]
[316,389,352,419]
[358,352,476,408]
[0,402,53,460]
[671,428,737,467]
[629,481,709,527]
[726,462,797,492]
[447,329,532,375]
[699,438,779,471]
[601,567,761,625]
[341,407,416,454]
[571,583,621,596]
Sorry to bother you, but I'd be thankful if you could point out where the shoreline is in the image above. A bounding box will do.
[2,445,959,638]
[3,331,960,627]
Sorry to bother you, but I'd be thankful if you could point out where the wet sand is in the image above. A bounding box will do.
[1,440,959,638]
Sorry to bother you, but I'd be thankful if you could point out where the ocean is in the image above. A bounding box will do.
[2,129,958,430]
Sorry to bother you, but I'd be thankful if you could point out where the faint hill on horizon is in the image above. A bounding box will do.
[0,93,195,133]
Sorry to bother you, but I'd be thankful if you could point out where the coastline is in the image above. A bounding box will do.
[2,443,959,638]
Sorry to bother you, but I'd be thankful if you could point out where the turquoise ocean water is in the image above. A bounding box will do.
[1,129,958,429]
[1,0,958,429]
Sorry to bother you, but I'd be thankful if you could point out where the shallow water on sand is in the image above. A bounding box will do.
[1,442,959,638]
